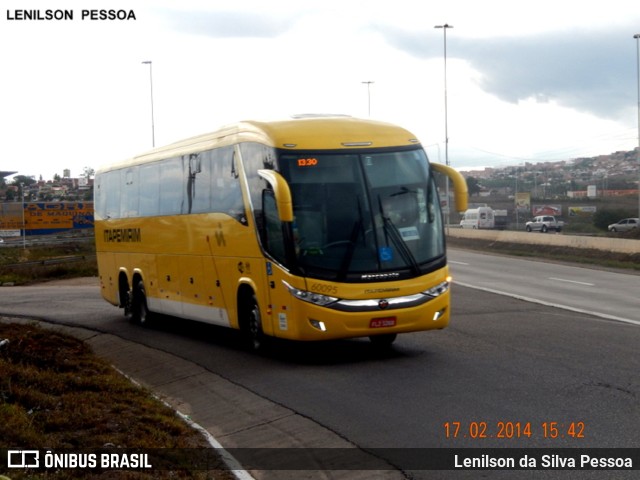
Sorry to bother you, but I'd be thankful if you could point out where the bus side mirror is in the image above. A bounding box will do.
[430,163,469,213]
[257,169,294,222]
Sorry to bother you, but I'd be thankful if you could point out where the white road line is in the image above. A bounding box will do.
[548,277,595,287]
[455,281,640,327]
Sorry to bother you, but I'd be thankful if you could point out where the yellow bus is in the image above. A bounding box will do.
[94,115,467,349]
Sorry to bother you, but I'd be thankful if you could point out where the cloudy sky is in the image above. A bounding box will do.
[1,0,640,181]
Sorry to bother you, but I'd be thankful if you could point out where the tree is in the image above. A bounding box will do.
[593,209,635,231]
[466,176,482,196]
[10,175,36,187]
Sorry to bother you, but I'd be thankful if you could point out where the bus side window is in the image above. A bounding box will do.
[262,190,286,264]
[211,146,246,224]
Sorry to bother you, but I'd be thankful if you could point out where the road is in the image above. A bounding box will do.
[1,250,639,479]
[448,249,640,324]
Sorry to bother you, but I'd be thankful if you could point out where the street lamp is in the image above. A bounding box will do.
[634,34,640,220]
[435,24,453,227]
[142,60,155,148]
[362,81,374,117]
[434,24,453,167]
[20,182,25,249]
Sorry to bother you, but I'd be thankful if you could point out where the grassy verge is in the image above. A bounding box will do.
[0,241,98,285]
[0,321,235,480]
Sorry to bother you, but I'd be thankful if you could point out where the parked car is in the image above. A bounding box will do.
[608,218,639,232]
[525,215,564,233]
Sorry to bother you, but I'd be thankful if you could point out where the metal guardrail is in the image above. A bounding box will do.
[0,255,97,269]
[447,228,639,254]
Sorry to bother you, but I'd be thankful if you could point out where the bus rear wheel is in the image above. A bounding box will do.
[131,281,151,326]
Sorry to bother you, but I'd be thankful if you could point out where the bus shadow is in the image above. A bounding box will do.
[139,313,417,366]
[261,337,410,365]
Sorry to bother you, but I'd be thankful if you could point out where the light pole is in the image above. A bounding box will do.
[362,81,374,117]
[142,60,155,148]
[20,182,25,249]
[435,24,453,227]
[434,24,453,167]
[515,167,519,230]
[634,34,640,220]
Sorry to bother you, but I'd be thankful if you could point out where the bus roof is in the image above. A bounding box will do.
[98,116,422,173]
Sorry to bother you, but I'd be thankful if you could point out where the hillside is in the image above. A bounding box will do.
[461,147,639,197]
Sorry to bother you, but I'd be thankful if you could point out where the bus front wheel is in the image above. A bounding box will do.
[247,296,265,351]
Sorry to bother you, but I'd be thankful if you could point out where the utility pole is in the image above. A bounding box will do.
[142,61,155,147]
[362,81,374,117]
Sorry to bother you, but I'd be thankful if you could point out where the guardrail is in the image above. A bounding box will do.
[0,255,96,270]
[447,228,638,254]
[0,233,93,247]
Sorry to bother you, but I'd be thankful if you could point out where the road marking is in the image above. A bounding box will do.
[449,260,470,265]
[548,277,595,287]
[455,281,640,327]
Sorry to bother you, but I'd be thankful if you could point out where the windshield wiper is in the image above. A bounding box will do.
[377,195,421,276]
[390,186,418,197]
[336,199,365,281]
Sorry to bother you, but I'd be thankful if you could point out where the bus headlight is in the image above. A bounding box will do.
[422,279,450,298]
[282,281,339,307]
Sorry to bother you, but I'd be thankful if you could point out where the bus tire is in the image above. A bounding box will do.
[123,290,133,321]
[131,280,151,326]
[243,294,265,351]
[119,275,133,320]
[369,333,397,349]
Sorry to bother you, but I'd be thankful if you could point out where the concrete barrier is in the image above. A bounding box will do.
[447,228,639,254]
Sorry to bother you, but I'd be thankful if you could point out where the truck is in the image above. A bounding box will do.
[525,215,564,233]
[460,207,495,229]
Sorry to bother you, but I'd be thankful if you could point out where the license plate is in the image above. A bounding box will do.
[370,317,397,328]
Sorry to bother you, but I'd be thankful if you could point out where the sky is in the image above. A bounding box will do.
[1,0,640,182]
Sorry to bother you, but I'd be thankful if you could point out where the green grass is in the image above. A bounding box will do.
[0,240,98,285]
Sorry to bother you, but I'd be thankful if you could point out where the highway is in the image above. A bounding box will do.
[448,249,640,325]
[1,250,639,479]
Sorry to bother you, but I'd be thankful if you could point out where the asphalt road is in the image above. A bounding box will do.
[1,251,639,479]
[448,249,640,324]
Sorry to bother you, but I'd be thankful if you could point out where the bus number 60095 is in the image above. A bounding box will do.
[310,283,338,295]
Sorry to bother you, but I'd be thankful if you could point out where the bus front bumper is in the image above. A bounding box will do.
[273,289,451,342]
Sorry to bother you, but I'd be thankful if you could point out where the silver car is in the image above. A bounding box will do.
[608,218,639,232]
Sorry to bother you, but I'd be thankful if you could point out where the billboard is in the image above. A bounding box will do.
[515,192,531,213]
[569,206,597,217]
[0,202,94,235]
[532,204,562,216]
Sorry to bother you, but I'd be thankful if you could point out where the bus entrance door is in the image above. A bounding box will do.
[264,260,299,340]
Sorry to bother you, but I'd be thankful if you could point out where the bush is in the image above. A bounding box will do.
[593,209,636,231]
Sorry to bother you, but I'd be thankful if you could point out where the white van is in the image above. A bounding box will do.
[460,207,495,229]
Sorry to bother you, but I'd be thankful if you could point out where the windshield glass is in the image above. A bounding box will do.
[279,148,445,281]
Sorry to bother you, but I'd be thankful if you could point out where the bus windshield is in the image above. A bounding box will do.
[279,148,444,281]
